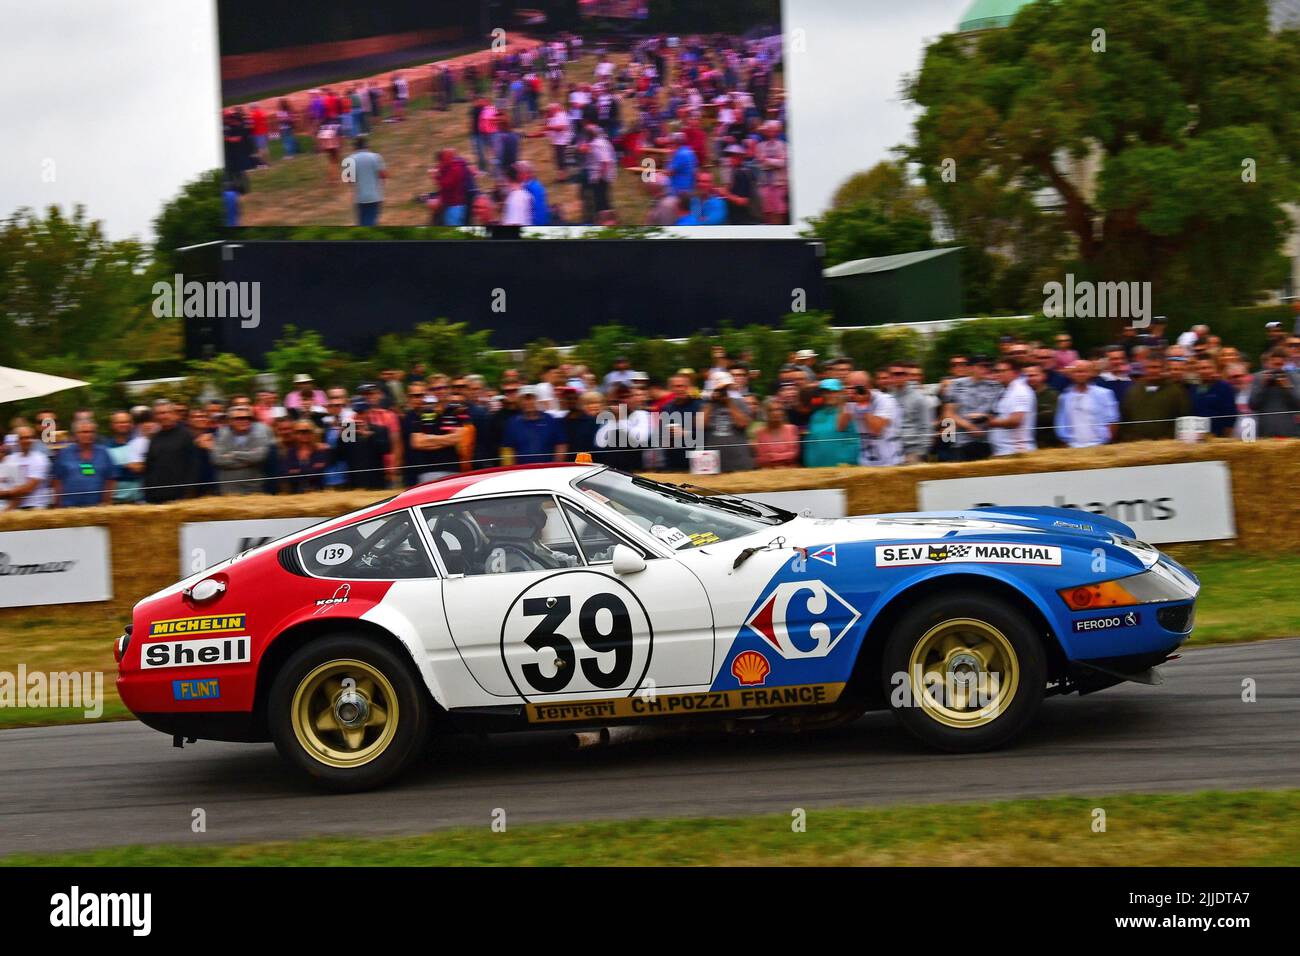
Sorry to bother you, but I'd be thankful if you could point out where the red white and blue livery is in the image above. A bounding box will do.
[114,463,1200,790]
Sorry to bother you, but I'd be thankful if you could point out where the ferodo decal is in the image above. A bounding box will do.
[743,581,861,660]
[526,682,845,724]
[500,570,653,700]
[1073,610,1141,633]
[875,543,1063,567]
[141,636,250,670]
[148,614,247,637]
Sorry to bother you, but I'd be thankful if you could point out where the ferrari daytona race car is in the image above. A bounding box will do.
[115,463,1199,790]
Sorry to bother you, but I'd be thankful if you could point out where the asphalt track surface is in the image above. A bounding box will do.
[2,639,1298,855]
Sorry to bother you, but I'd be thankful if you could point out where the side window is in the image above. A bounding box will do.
[561,501,624,564]
[423,495,582,576]
[299,511,435,580]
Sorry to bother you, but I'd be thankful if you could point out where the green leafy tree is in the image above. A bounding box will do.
[908,0,1300,328]
[186,353,259,398]
[0,206,157,367]
[263,325,338,391]
[801,202,934,267]
[152,170,226,277]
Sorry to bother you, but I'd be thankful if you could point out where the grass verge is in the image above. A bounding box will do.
[5,790,1298,866]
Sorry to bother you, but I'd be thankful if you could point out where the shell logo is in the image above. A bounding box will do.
[730,650,771,686]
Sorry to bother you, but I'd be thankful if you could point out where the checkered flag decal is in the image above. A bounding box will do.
[947,544,972,558]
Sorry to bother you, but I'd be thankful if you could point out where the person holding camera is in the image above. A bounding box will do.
[1249,347,1300,438]
[700,373,752,472]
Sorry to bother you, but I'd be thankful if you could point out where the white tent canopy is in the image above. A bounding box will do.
[0,365,89,405]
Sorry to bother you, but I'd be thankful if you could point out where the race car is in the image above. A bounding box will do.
[114,463,1200,791]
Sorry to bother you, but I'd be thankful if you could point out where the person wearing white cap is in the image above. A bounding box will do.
[284,374,327,413]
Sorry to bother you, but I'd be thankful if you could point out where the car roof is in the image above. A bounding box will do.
[389,463,604,509]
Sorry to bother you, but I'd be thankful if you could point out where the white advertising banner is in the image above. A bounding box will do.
[0,527,112,608]
[179,517,322,577]
[744,489,848,519]
[918,461,1235,544]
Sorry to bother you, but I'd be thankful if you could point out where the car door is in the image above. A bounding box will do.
[423,493,715,700]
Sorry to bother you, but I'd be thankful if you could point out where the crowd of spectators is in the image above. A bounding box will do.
[1,319,1297,510]
[221,32,788,228]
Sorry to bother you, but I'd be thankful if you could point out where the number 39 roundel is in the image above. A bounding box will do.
[499,570,654,701]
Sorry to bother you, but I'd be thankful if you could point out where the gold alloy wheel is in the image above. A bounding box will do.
[906,618,1020,729]
[290,659,399,768]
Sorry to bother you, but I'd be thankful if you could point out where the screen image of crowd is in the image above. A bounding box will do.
[3,319,1299,509]
[220,30,789,228]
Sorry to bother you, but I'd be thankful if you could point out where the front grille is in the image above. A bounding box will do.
[1157,603,1195,633]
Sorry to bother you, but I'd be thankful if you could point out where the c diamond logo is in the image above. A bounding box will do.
[744,581,861,660]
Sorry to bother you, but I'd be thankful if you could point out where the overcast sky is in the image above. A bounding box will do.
[0,0,970,241]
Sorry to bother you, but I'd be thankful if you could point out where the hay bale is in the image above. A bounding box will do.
[2,440,1295,631]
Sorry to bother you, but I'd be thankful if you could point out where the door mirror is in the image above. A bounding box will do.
[611,544,647,576]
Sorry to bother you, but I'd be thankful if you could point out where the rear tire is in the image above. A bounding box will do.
[881,590,1045,752]
[269,633,430,792]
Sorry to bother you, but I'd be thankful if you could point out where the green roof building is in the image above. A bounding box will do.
[958,0,1035,33]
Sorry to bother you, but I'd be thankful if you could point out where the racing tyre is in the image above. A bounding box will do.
[269,634,430,792]
[881,591,1045,752]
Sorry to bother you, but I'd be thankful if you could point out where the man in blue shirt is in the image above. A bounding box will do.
[52,419,115,507]
[518,162,549,226]
[503,388,568,464]
[1191,358,1237,436]
[695,171,728,225]
[668,134,698,196]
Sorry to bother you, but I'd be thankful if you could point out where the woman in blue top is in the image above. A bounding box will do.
[803,380,858,468]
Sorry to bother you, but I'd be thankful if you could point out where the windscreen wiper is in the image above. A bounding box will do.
[677,484,778,521]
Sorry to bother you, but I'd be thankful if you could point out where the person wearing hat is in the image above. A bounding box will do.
[284,374,326,413]
[700,372,752,473]
[1262,321,1288,367]
[504,386,569,464]
[360,383,403,485]
[803,379,857,468]
[718,143,756,225]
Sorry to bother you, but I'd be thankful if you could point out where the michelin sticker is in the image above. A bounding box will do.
[876,543,1063,567]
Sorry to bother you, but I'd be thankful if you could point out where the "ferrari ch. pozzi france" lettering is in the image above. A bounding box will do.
[113,463,1199,791]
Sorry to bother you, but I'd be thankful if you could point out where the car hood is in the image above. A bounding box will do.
[779,505,1135,546]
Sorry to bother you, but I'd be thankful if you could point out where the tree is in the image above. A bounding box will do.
[801,202,933,267]
[830,160,930,220]
[908,0,1300,327]
[152,170,225,277]
[0,206,157,367]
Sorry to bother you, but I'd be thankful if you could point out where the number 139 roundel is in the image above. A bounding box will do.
[114,463,1199,791]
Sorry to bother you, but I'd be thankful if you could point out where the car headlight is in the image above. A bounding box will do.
[1058,569,1192,611]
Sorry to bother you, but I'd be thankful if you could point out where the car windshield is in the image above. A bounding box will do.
[575,470,790,550]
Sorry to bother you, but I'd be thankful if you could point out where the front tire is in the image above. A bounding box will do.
[269,634,430,792]
[881,591,1045,752]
